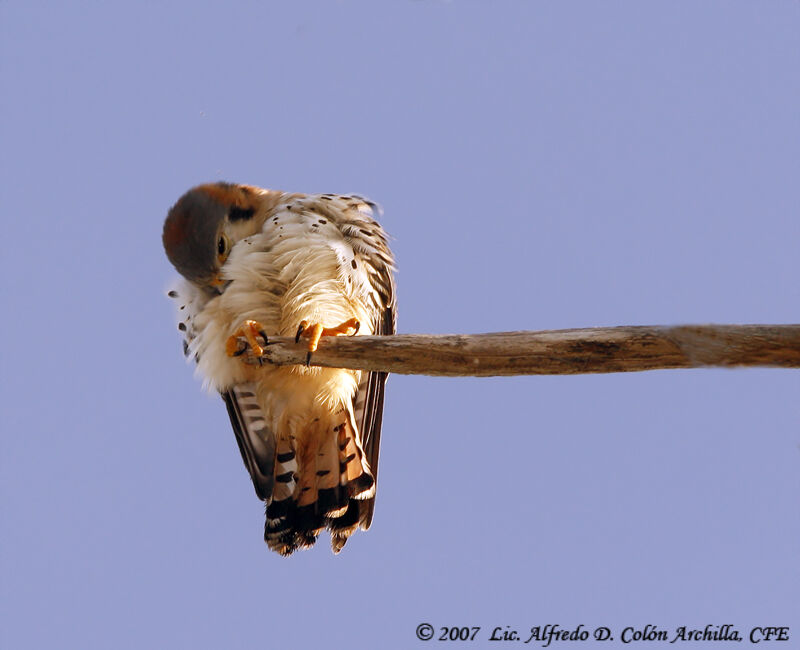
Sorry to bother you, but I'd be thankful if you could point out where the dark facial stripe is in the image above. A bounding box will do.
[229,206,255,222]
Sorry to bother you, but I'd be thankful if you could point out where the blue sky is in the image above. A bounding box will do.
[1,2,798,648]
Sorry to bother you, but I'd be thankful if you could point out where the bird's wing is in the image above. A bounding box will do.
[337,196,397,529]
[222,384,276,502]
[169,280,277,502]
[352,304,395,529]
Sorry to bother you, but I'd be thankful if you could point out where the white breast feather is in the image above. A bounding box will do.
[185,203,372,430]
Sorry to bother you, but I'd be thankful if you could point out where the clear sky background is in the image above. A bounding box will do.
[1,2,798,648]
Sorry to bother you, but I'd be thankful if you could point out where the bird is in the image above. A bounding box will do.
[162,182,395,555]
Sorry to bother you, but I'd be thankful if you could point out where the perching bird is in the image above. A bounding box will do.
[162,182,395,555]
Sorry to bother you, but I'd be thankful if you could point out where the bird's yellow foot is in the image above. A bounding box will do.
[295,318,360,364]
[226,320,270,358]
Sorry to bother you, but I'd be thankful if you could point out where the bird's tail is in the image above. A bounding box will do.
[264,408,375,556]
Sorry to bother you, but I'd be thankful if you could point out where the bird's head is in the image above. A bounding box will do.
[163,182,273,291]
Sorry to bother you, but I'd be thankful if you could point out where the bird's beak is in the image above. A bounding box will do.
[209,273,230,294]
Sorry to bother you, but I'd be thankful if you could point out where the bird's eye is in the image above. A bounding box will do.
[217,235,231,264]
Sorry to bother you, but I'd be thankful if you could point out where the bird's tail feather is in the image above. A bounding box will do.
[264,409,375,556]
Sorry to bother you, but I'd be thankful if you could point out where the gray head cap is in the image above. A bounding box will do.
[163,187,227,285]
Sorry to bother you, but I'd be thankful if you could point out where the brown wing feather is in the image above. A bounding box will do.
[222,384,276,502]
[353,304,395,529]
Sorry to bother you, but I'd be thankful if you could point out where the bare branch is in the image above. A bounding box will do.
[243,324,800,377]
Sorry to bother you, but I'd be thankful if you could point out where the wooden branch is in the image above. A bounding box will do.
[245,324,800,377]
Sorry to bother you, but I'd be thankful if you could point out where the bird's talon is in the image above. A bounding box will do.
[227,319,269,358]
[294,317,361,358]
[295,321,307,343]
[225,336,246,357]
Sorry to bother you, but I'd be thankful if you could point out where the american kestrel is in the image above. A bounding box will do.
[162,182,395,555]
